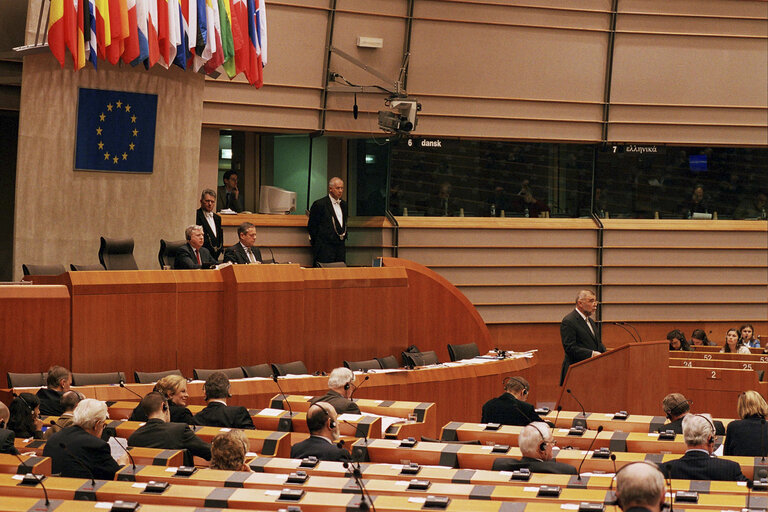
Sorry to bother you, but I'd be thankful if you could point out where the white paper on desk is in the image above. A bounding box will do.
[338,413,364,422]
[258,408,285,417]
[408,497,427,504]
[281,374,310,379]
[379,416,408,434]
[366,369,403,374]
[108,437,130,463]
[95,503,113,509]
[561,504,580,510]
[713,443,724,456]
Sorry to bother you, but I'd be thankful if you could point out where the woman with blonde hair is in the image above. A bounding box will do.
[129,374,194,424]
[723,390,768,456]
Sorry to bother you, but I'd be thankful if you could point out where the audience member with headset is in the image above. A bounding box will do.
[44,391,82,439]
[43,399,129,479]
[723,390,768,457]
[690,328,716,347]
[211,430,253,471]
[8,393,44,440]
[481,375,544,426]
[614,462,667,512]
[129,374,195,424]
[666,329,691,351]
[658,392,725,435]
[739,323,760,349]
[310,367,361,415]
[720,327,750,354]
[36,365,72,416]
[193,372,255,429]
[290,402,351,462]
[128,392,211,466]
[659,413,747,481]
[0,402,17,455]
[492,422,576,474]
[174,225,216,269]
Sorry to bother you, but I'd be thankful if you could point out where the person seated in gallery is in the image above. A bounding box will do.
[491,422,576,474]
[660,414,747,481]
[720,328,750,354]
[44,390,82,439]
[689,329,716,347]
[481,376,544,426]
[128,392,211,466]
[8,393,44,440]
[732,191,767,219]
[739,323,760,349]
[193,372,255,429]
[129,374,195,424]
[0,402,18,455]
[666,329,691,351]
[36,365,72,416]
[310,367,361,415]
[615,462,667,512]
[210,430,253,471]
[723,390,768,457]
[290,402,351,462]
[657,393,725,435]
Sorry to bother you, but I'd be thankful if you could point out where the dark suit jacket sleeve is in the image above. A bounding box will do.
[307,199,323,245]
[235,407,255,429]
[0,430,17,455]
[181,427,212,460]
[86,440,121,480]
[561,312,599,363]
[174,244,200,269]
[223,245,246,264]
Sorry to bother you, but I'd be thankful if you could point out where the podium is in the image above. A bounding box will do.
[557,341,669,416]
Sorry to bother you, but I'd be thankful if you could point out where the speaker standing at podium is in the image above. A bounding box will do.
[559,290,605,386]
[308,177,347,267]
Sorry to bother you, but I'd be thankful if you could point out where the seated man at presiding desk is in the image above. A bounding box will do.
[614,462,667,512]
[36,365,72,416]
[492,422,576,474]
[43,399,129,479]
[128,392,211,466]
[311,367,361,415]
[481,375,545,426]
[193,372,255,429]
[290,402,351,462]
[224,222,263,264]
[659,413,747,481]
[658,393,725,435]
[175,225,216,269]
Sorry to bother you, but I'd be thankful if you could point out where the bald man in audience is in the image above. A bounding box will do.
[290,402,351,462]
[36,365,72,416]
[615,463,667,512]
[0,402,17,455]
[660,414,746,481]
[658,393,725,435]
[492,422,576,474]
[310,367,361,415]
[44,390,82,439]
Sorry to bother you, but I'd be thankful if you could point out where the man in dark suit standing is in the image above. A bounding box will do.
[43,399,127,479]
[128,392,211,466]
[223,222,263,264]
[660,414,747,481]
[308,177,347,267]
[492,422,576,474]
[174,225,216,269]
[560,290,606,385]
[196,189,223,260]
[193,372,255,430]
[290,402,350,461]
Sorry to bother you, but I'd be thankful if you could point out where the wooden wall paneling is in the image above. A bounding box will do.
[173,270,226,379]
[668,366,768,418]
[0,285,70,376]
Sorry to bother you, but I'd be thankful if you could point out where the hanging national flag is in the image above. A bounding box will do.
[244,0,261,87]
[86,0,98,68]
[218,0,236,78]
[173,0,190,69]
[146,0,160,68]
[122,0,140,64]
[231,0,248,76]
[132,0,149,66]
[75,88,158,173]
[194,0,208,65]
[157,0,170,68]
[195,0,215,71]
[166,0,181,68]
[256,0,266,67]
[105,0,128,65]
[94,0,111,60]
[75,0,87,70]
[48,0,67,67]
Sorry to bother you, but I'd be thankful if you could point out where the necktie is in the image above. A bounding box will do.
[585,317,595,337]
[247,248,254,263]
[195,249,201,264]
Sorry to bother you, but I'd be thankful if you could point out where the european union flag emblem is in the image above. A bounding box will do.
[74,88,158,173]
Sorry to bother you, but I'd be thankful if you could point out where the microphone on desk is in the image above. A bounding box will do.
[341,419,370,451]
[553,405,563,429]
[13,452,51,508]
[342,459,374,511]
[59,442,96,487]
[566,389,588,428]
[612,322,639,344]
[350,375,370,400]
[576,425,603,481]
[112,436,137,473]
[623,322,643,344]
[271,374,294,417]
[604,454,619,506]
[119,380,144,400]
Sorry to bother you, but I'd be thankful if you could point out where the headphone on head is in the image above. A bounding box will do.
[664,399,690,420]
[609,461,669,511]
[315,405,336,430]
[503,376,529,396]
[343,378,353,391]
[693,413,716,445]
[528,422,548,452]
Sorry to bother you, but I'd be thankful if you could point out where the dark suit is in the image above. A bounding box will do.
[492,456,577,474]
[310,390,360,415]
[560,309,606,385]
[127,418,211,466]
[657,416,725,436]
[660,449,747,481]
[307,195,347,266]
[290,435,350,461]
[723,415,768,456]
[481,393,543,426]
[43,425,121,479]
[174,243,215,270]
[129,403,194,425]
[193,402,255,429]
[223,242,262,264]
[0,428,17,455]
[36,388,64,417]
[196,208,223,259]
[217,185,243,213]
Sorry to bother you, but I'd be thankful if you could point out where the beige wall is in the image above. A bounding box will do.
[13,54,204,278]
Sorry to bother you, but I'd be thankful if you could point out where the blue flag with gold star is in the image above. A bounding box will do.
[75,88,158,173]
